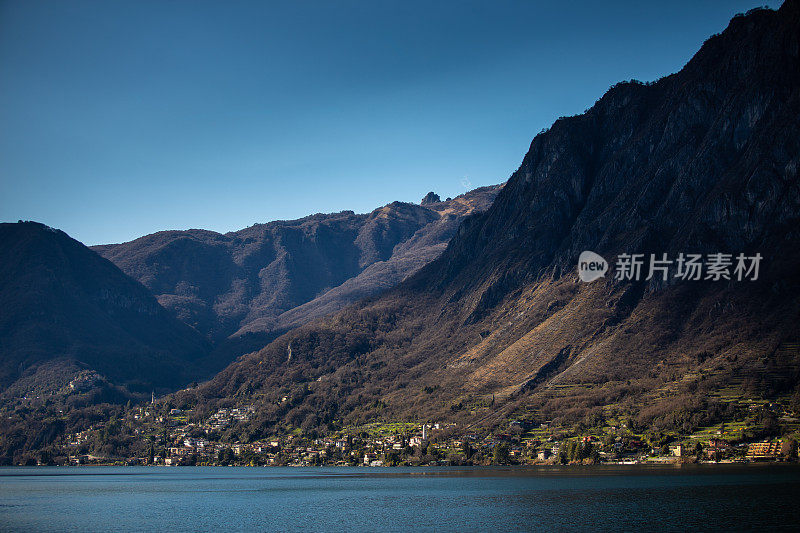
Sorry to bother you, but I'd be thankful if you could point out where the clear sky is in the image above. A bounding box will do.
[0,0,781,245]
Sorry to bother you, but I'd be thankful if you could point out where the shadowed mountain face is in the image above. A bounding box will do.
[0,222,210,396]
[93,186,501,342]
[182,2,800,434]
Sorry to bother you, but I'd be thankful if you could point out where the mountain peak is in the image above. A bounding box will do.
[421,191,441,205]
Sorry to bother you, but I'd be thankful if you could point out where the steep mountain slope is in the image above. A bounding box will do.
[182,2,800,436]
[0,222,210,396]
[94,186,501,341]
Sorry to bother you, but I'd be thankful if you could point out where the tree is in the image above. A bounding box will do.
[565,440,579,462]
[217,447,235,465]
[791,388,800,414]
[781,438,797,458]
[578,442,595,461]
[493,443,509,464]
[461,440,472,459]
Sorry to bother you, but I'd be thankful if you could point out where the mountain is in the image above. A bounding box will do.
[93,185,501,343]
[3,3,799,465]
[180,2,800,436]
[0,222,210,398]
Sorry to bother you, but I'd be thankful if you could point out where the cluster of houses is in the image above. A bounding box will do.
[156,421,465,466]
[206,407,254,431]
[58,400,798,466]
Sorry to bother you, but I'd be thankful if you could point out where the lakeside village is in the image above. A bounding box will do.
[53,396,800,467]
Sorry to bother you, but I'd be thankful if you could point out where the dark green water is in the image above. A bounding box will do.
[1,464,799,532]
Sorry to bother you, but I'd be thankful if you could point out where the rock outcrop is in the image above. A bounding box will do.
[420,192,441,205]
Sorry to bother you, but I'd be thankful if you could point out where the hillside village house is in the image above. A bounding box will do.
[746,440,783,459]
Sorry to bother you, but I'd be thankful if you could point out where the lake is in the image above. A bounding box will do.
[2,465,799,531]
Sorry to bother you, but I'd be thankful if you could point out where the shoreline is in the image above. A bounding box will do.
[6,459,798,468]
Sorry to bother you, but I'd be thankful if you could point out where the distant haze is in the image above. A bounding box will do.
[0,0,779,245]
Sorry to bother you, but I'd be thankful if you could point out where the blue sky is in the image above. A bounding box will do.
[0,0,780,245]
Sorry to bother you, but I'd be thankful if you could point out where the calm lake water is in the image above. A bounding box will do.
[1,465,799,532]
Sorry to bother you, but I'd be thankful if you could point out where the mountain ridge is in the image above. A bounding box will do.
[93,185,501,341]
